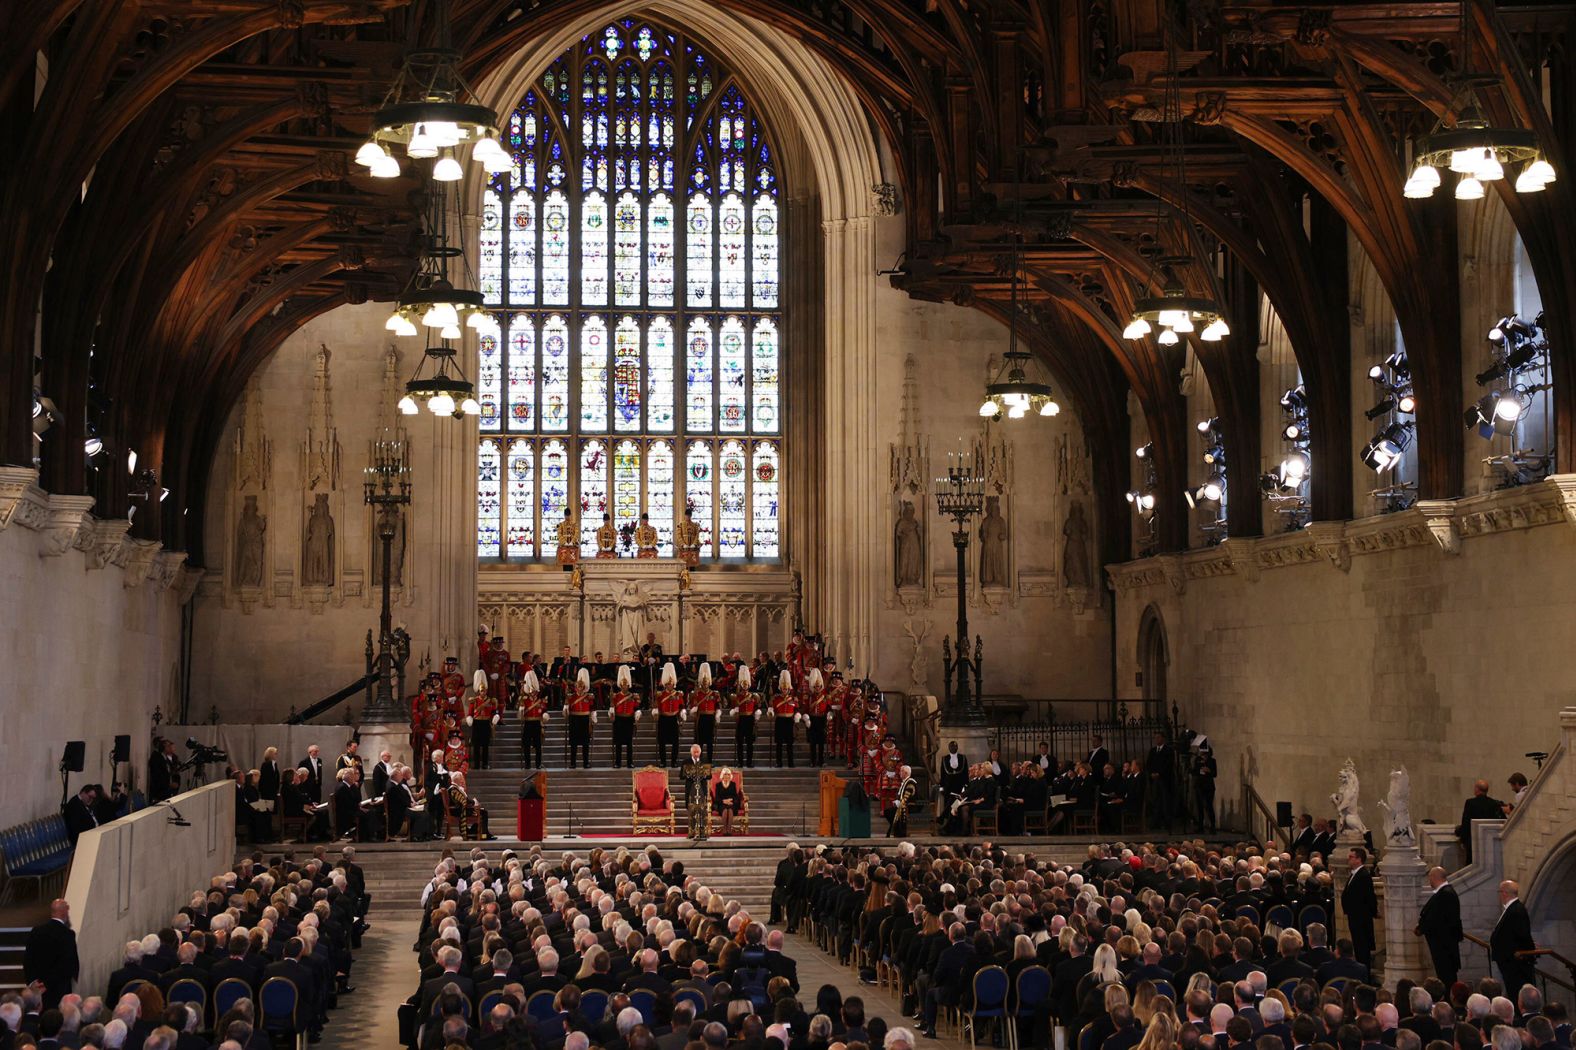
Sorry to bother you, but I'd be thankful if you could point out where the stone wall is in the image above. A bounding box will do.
[0,477,185,827]
[868,216,1112,700]
[1110,480,1576,829]
[193,302,477,721]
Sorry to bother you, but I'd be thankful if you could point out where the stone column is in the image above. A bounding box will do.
[1379,841,1430,988]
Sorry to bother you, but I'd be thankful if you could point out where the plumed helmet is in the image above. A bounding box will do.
[661,662,677,688]
[577,667,591,691]
[778,670,793,694]
[618,664,633,690]
[736,667,752,690]
[473,669,488,694]
[808,668,824,691]
[698,664,713,689]
[522,670,540,694]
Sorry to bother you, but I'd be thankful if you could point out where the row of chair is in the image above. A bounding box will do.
[0,815,73,904]
[120,976,306,1047]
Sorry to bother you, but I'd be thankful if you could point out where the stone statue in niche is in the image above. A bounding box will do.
[978,495,1008,588]
[615,581,649,656]
[1062,501,1092,589]
[302,493,336,586]
[372,506,406,587]
[233,494,266,588]
[894,500,923,588]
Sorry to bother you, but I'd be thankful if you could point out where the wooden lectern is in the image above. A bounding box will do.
[818,770,846,836]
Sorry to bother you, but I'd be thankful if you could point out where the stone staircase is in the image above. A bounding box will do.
[456,709,844,837]
[0,927,28,993]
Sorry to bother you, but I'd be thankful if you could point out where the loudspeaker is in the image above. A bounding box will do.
[61,740,86,773]
[1276,801,1293,828]
[112,734,131,763]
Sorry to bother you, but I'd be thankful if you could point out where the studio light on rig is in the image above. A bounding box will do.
[1264,384,1311,530]
[1187,417,1228,542]
[1127,439,1159,554]
[1362,422,1415,474]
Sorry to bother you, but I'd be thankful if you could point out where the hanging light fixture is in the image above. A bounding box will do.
[353,0,512,181]
[1401,8,1555,200]
[387,181,500,340]
[1403,91,1556,198]
[1124,28,1230,348]
[399,339,482,419]
[978,225,1060,420]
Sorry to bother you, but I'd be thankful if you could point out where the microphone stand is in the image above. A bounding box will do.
[564,799,578,838]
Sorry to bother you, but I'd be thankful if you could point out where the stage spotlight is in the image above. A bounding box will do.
[1280,385,1308,413]
[1464,392,1500,439]
[1361,422,1414,473]
[1135,442,1153,460]
[1365,396,1398,420]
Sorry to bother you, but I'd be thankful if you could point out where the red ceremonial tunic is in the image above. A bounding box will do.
[612,690,641,717]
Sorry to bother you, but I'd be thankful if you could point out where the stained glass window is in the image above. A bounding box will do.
[685,441,714,558]
[478,438,502,558]
[478,328,502,432]
[507,440,535,557]
[477,20,783,563]
[718,439,747,557]
[648,440,676,556]
[751,441,779,557]
[578,439,609,555]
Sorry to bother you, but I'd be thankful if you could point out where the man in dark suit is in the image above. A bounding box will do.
[23,900,78,1009]
[158,942,212,998]
[1086,734,1111,783]
[1342,848,1378,967]
[263,938,322,1041]
[1490,879,1537,998]
[1052,934,1094,1032]
[370,750,395,799]
[298,744,325,803]
[1290,814,1316,856]
[769,845,803,925]
[1455,781,1505,863]
[149,738,180,802]
[1311,820,1337,860]
[1315,939,1370,985]
[762,930,798,993]
[1415,866,1463,986]
[920,923,976,1038]
[63,786,101,844]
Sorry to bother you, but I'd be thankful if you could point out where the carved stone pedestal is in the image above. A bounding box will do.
[357,721,417,771]
[1379,843,1430,988]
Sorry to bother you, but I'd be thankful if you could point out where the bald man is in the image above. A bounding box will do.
[1415,866,1462,985]
[1490,880,1536,998]
[1454,780,1504,863]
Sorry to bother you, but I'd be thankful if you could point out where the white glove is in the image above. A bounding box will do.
[492,715,500,725]
[797,713,806,725]
[465,716,474,726]
[490,673,499,680]
[591,711,599,725]
[634,710,643,721]
[681,710,689,722]
[541,712,550,723]
[753,709,762,720]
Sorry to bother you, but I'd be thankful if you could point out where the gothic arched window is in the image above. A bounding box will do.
[477,21,783,562]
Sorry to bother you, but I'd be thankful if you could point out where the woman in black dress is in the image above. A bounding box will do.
[711,767,744,835]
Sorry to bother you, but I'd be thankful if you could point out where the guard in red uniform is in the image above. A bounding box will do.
[731,666,759,769]
[467,670,500,770]
[441,656,467,709]
[859,715,883,799]
[483,634,512,708]
[566,668,595,769]
[610,665,642,769]
[518,669,547,768]
[772,670,800,768]
[690,664,720,763]
[804,668,830,767]
[876,733,903,812]
[845,687,867,769]
[655,663,686,767]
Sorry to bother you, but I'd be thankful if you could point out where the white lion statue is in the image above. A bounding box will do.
[1330,757,1369,837]
[1379,765,1415,846]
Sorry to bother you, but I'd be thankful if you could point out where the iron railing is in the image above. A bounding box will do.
[989,701,1177,768]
